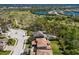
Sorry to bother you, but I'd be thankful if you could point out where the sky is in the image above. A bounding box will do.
[0,0,79,4]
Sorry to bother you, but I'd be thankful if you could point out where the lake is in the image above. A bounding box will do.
[33,11,48,15]
[33,11,79,15]
[64,11,79,15]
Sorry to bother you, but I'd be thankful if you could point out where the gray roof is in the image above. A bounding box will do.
[33,31,57,39]
[33,31,47,38]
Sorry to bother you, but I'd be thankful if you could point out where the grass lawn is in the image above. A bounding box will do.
[0,50,11,55]
[50,41,62,55]
[26,44,31,48]
[7,38,16,46]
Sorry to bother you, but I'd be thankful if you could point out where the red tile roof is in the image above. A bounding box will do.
[37,49,52,55]
[47,45,51,50]
[31,38,53,55]
[32,40,36,45]
[36,38,48,47]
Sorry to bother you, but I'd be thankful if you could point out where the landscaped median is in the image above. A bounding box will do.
[7,38,16,46]
[7,38,17,55]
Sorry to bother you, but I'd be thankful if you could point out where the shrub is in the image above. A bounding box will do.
[7,38,16,46]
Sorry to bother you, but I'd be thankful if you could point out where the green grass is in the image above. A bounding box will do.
[26,44,31,48]
[7,38,16,46]
[50,41,62,55]
[0,50,11,55]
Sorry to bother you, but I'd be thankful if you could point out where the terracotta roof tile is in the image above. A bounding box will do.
[32,40,36,45]
[36,38,48,47]
[37,49,52,55]
[47,45,51,50]
[31,37,52,55]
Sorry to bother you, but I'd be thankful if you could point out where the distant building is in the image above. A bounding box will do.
[48,10,59,15]
[58,10,64,14]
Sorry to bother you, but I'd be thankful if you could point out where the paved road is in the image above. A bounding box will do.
[6,29,29,55]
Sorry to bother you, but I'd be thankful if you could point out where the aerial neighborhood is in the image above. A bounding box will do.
[0,4,79,55]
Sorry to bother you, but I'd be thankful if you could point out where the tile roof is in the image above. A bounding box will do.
[31,37,53,55]
[36,38,48,47]
[32,40,36,45]
[47,45,51,50]
[37,49,52,55]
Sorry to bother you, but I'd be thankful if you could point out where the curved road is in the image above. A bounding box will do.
[6,29,29,55]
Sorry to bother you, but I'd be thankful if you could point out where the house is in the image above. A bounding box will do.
[32,31,47,38]
[48,10,59,15]
[0,38,7,50]
[0,27,2,34]
[46,34,58,40]
[36,49,52,55]
[0,34,8,50]
[57,10,64,14]
[31,31,52,55]
[33,31,57,40]
[36,38,48,48]
[32,40,36,46]
[31,38,52,55]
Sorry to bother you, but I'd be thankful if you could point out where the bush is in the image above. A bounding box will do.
[0,50,11,55]
[7,38,16,46]
[50,41,62,55]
